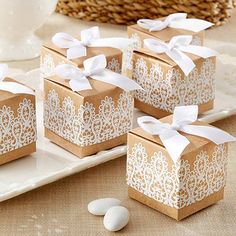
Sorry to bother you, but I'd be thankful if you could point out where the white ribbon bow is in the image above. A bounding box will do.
[144,36,217,76]
[137,13,213,32]
[54,54,143,92]
[0,64,34,95]
[52,26,133,60]
[138,105,236,163]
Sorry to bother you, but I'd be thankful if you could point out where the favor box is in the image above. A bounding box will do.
[41,39,122,78]
[131,48,216,118]
[0,78,37,165]
[125,18,204,71]
[128,19,204,46]
[44,75,134,158]
[127,116,228,220]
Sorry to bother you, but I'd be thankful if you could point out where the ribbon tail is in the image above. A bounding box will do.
[160,130,190,163]
[180,45,217,59]
[181,125,236,145]
[90,70,143,92]
[169,19,214,32]
[166,49,195,76]
[90,38,134,50]
[0,82,35,95]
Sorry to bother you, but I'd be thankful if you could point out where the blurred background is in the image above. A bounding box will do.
[56,0,236,26]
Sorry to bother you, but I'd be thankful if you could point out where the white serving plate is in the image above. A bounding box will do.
[1,44,236,202]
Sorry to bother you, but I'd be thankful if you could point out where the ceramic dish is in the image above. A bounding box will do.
[1,46,235,202]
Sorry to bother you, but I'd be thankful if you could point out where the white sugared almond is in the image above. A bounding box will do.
[88,198,121,216]
[103,206,129,232]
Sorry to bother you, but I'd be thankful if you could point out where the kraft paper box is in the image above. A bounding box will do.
[125,18,205,72]
[0,78,37,165]
[127,20,205,46]
[41,40,122,78]
[131,48,216,118]
[44,75,134,158]
[127,116,228,221]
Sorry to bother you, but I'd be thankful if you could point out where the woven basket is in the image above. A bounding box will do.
[56,0,236,26]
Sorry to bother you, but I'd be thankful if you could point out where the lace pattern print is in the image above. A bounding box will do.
[41,54,121,78]
[127,143,228,209]
[133,57,215,113]
[107,57,121,73]
[0,99,37,155]
[124,33,142,71]
[44,89,134,147]
[124,33,202,72]
[40,54,55,77]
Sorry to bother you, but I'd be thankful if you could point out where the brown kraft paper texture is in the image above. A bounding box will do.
[0,78,36,165]
[130,48,215,118]
[44,75,134,158]
[41,40,123,79]
[126,116,228,220]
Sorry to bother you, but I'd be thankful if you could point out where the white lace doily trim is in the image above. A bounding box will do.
[127,142,227,209]
[44,89,134,147]
[0,98,37,155]
[132,57,215,112]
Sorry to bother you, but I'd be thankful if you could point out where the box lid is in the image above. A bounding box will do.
[0,78,34,102]
[46,75,120,99]
[134,47,201,67]
[129,17,198,42]
[43,38,122,68]
[130,115,212,156]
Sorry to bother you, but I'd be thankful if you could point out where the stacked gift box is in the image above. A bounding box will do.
[126,13,216,118]
[125,14,235,220]
[41,27,142,157]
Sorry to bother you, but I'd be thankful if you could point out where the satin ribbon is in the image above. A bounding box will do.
[138,105,236,163]
[137,13,213,32]
[0,64,35,95]
[52,26,133,60]
[144,36,217,76]
[54,54,143,92]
